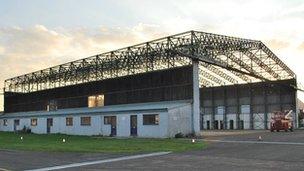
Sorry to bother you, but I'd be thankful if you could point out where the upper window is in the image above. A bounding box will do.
[81,117,91,126]
[143,114,159,125]
[47,100,57,111]
[66,117,73,126]
[88,94,104,108]
[31,118,37,126]
[3,119,7,126]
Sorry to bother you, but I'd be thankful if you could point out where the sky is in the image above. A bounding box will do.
[0,0,304,111]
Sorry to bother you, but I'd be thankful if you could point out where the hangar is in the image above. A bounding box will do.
[0,30,301,137]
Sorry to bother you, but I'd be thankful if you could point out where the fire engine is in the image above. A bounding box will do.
[270,110,293,132]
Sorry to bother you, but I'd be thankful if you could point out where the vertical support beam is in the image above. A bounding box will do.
[249,84,254,130]
[3,88,6,112]
[223,87,227,129]
[279,86,283,111]
[236,85,240,129]
[211,87,215,129]
[264,83,268,129]
[192,59,201,135]
[294,78,298,129]
[200,90,204,130]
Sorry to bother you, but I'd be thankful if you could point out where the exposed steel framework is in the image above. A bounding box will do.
[4,30,295,93]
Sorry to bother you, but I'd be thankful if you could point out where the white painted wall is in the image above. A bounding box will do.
[0,109,181,138]
[0,119,13,131]
[116,114,130,137]
[167,104,192,137]
[137,112,168,138]
[31,118,46,134]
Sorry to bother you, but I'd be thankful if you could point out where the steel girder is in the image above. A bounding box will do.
[4,30,295,93]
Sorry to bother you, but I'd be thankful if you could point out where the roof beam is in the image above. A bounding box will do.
[243,50,280,80]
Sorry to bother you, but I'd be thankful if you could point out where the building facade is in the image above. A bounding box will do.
[0,101,192,137]
[0,31,300,137]
[1,66,197,138]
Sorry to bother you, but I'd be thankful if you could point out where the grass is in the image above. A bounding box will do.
[0,131,205,153]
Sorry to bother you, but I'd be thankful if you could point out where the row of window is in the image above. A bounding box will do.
[29,117,92,127]
[2,114,160,126]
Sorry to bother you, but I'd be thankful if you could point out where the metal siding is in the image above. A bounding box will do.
[5,66,193,113]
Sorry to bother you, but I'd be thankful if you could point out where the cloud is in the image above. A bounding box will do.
[1,0,304,109]
[266,39,290,50]
[0,24,167,93]
[0,23,169,111]
[298,42,304,51]
[0,46,4,55]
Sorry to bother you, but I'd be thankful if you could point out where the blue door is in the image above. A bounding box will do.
[130,115,137,136]
[47,118,53,134]
[110,116,117,136]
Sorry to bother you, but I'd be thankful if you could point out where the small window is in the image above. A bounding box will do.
[81,117,91,126]
[14,119,20,126]
[31,118,37,126]
[47,118,53,126]
[143,114,159,125]
[3,119,8,126]
[104,116,116,125]
[88,94,104,108]
[66,117,73,126]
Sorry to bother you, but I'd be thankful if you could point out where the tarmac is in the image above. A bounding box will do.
[1,130,304,171]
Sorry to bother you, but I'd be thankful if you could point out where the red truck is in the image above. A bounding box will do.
[270,110,293,132]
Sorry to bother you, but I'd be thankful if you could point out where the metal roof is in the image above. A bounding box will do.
[0,100,192,119]
[4,30,295,93]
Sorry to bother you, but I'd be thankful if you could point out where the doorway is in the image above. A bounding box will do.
[229,120,234,129]
[110,116,117,136]
[206,120,210,130]
[47,118,53,134]
[239,120,244,129]
[14,119,20,132]
[220,120,224,129]
[130,115,137,136]
[214,120,219,129]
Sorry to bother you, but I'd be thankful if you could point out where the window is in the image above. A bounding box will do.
[88,94,104,108]
[47,118,53,126]
[14,119,20,126]
[47,100,57,111]
[143,114,159,125]
[104,116,116,125]
[3,119,7,126]
[66,117,73,126]
[31,118,37,126]
[81,117,91,126]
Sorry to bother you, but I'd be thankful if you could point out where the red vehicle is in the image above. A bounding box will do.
[270,110,293,132]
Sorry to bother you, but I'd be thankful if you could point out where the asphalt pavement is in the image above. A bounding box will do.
[1,130,304,171]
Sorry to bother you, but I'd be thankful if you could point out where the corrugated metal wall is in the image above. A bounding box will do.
[5,66,193,113]
[200,79,297,129]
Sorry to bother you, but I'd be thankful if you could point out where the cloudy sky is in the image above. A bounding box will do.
[0,0,304,110]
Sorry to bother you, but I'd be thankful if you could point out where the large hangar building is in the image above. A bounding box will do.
[0,31,300,137]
